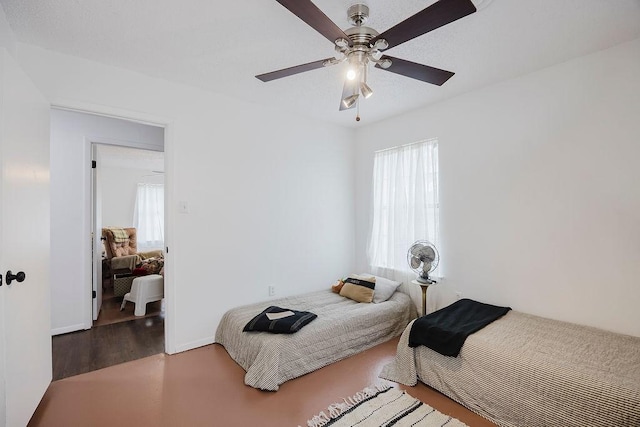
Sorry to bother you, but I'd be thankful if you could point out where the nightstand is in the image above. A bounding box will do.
[411,280,434,316]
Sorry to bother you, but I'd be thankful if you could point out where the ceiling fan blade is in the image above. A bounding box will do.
[339,80,357,111]
[276,0,352,46]
[256,58,335,82]
[371,0,476,50]
[375,56,454,86]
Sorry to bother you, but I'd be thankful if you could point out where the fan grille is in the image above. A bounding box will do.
[407,240,439,282]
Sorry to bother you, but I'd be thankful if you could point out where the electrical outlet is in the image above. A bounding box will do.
[455,291,462,300]
[268,285,275,296]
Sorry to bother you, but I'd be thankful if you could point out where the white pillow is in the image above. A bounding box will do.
[361,274,401,303]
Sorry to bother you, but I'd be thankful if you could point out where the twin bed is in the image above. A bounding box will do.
[216,288,640,426]
[382,309,640,427]
[215,289,417,391]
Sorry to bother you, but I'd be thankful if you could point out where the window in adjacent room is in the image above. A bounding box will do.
[133,183,165,250]
[367,138,439,274]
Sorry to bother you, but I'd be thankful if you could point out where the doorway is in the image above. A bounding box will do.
[49,108,167,380]
[92,144,165,327]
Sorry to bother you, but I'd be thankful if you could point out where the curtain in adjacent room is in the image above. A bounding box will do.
[133,183,164,250]
[367,139,439,277]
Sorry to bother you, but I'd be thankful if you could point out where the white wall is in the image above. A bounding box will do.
[100,166,163,228]
[0,4,14,54]
[50,109,164,335]
[355,38,640,338]
[23,44,356,351]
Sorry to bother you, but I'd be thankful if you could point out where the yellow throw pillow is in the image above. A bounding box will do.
[339,275,376,303]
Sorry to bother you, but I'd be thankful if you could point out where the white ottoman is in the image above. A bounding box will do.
[120,274,164,316]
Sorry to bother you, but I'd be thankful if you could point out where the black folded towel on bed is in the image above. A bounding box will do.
[409,298,511,357]
[243,306,317,334]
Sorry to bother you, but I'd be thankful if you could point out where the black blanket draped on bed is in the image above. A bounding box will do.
[409,298,511,356]
[243,306,317,334]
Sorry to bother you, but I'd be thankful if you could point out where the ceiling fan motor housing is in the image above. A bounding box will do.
[344,26,378,46]
[337,5,387,72]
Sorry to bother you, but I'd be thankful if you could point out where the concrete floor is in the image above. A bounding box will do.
[30,337,496,427]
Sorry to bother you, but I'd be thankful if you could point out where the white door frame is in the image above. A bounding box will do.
[86,137,165,327]
[53,103,176,354]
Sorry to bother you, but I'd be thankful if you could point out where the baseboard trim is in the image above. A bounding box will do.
[51,323,86,336]
[174,336,216,354]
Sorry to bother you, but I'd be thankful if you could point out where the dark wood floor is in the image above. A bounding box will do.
[52,314,165,380]
[93,286,163,327]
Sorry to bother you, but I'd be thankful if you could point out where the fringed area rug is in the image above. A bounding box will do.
[303,384,468,427]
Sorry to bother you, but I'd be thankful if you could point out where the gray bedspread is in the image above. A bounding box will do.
[216,289,416,391]
[381,311,640,427]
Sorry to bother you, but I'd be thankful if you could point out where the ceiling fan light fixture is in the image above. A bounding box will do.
[369,49,383,61]
[360,82,373,99]
[334,45,347,60]
[373,38,389,50]
[346,51,364,81]
[379,58,392,69]
[342,94,359,108]
[335,38,349,48]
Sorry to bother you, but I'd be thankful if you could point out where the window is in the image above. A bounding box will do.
[367,139,439,273]
[133,183,164,250]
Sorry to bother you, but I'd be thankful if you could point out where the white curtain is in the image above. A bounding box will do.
[133,183,164,250]
[367,139,439,278]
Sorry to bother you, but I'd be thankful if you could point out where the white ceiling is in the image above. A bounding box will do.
[2,0,639,128]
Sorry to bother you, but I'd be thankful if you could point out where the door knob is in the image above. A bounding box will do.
[6,270,26,285]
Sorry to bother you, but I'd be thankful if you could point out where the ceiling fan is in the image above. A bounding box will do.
[257,0,477,121]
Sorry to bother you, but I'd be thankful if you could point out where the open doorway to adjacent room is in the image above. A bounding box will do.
[93,144,165,328]
[49,108,167,380]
